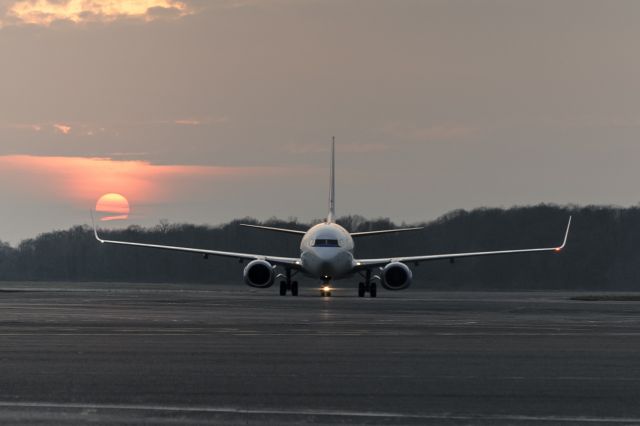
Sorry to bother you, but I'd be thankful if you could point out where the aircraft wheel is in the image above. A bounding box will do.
[358,282,365,297]
[291,281,299,296]
[370,283,377,298]
[279,281,287,296]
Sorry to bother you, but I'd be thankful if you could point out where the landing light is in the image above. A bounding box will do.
[322,285,331,292]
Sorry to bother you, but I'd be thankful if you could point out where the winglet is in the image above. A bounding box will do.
[90,210,104,243]
[555,216,572,252]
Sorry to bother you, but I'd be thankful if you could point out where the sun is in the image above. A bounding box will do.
[96,193,130,221]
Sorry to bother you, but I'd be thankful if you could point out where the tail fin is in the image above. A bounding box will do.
[327,137,336,223]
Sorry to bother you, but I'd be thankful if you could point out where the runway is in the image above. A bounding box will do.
[0,282,639,425]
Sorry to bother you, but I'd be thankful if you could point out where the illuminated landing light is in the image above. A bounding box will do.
[322,285,331,292]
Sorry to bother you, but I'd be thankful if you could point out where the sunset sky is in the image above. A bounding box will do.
[1,0,639,244]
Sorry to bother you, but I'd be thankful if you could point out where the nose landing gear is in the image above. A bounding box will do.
[320,285,332,297]
[319,274,333,297]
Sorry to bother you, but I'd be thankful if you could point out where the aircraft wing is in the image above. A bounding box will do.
[355,217,571,268]
[350,227,424,237]
[92,218,302,268]
[240,224,425,237]
[239,224,307,235]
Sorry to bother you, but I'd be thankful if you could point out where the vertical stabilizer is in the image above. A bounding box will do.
[327,137,336,223]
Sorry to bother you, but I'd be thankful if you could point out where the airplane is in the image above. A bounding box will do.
[93,138,571,298]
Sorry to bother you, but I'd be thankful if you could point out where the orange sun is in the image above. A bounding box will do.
[96,193,130,221]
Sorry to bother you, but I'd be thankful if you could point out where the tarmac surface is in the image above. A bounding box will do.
[1,282,640,425]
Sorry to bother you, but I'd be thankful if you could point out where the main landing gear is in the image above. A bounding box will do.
[279,269,299,296]
[358,270,377,298]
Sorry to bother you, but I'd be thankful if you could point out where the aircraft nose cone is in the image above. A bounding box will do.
[315,249,338,261]
[320,260,334,274]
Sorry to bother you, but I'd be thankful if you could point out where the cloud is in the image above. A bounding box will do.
[214,0,299,9]
[53,123,71,134]
[0,121,110,137]
[173,116,228,126]
[174,119,200,126]
[5,0,191,26]
[0,122,43,132]
[0,155,296,207]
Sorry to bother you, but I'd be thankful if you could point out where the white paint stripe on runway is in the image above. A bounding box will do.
[0,402,638,423]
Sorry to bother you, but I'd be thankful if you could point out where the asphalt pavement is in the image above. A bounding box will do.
[0,282,639,425]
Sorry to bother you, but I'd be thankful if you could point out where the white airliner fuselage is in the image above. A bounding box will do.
[300,223,355,280]
[93,137,571,298]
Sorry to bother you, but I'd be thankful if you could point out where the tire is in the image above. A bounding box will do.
[370,283,377,298]
[279,281,287,296]
[358,282,365,297]
[291,281,299,296]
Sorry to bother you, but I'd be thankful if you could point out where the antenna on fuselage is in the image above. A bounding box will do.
[327,136,336,223]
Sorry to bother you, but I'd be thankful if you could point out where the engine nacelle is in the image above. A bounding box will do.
[243,260,275,288]
[381,262,413,291]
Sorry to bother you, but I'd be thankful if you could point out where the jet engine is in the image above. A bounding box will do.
[381,262,413,290]
[243,260,275,288]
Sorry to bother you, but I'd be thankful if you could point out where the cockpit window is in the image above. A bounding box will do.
[313,239,340,247]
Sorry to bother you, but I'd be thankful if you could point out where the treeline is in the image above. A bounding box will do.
[0,204,639,290]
